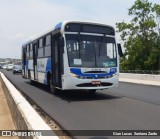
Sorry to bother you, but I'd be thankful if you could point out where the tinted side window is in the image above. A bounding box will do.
[30,43,33,51]
[30,51,33,58]
[26,51,30,59]
[27,45,29,51]
[44,35,51,57]
[46,35,51,46]
[39,39,43,48]
[38,47,43,57]
[44,46,51,57]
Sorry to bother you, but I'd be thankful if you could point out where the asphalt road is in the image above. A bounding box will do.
[1,70,160,139]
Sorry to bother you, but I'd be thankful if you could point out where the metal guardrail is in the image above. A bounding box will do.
[120,70,160,75]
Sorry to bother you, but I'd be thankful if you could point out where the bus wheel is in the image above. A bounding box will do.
[49,79,57,94]
[28,71,33,85]
[88,90,96,95]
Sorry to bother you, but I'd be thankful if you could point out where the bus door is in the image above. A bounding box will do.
[52,35,63,88]
[33,43,38,80]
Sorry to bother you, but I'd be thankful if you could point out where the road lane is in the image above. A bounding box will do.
[1,70,160,139]
[106,82,160,105]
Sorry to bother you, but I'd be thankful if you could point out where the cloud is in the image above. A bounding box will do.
[0,0,159,58]
[0,0,79,58]
[7,33,25,40]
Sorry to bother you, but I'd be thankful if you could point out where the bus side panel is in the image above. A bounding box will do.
[28,59,34,79]
[25,60,29,78]
[22,59,28,78]
[22,62,25,77]
[37,57,51,84]
[44,57,51,85]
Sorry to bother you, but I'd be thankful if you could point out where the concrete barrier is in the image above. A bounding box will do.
[119,73,160,86]
[0,72,59,139]
[119,73,160,81]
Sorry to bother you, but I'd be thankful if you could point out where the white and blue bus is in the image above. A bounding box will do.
[22,21,123,94]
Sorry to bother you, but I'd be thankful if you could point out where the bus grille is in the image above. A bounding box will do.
[76,82,113,87]
[76,75,113,79]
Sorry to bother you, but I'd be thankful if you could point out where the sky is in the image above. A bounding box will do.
[0,0,159,58]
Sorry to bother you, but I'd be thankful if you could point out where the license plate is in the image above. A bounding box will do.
[92,81,101,85]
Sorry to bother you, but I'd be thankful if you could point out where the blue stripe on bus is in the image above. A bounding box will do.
[46,57,51,72]
[70,68,117,79]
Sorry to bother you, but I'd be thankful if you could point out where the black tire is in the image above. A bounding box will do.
[22,73,25,78]
[49,78,58,94]
[48,75,57,94]
[28,71,33,85]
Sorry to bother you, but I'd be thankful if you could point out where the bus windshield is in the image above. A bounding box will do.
[66,34,117,68]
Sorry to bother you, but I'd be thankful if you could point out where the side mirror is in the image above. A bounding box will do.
[117,43,123,57]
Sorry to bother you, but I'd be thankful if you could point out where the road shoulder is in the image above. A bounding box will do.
[119,78,160,86]
[0,80,18,139]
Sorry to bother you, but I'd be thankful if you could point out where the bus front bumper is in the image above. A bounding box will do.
[62,75,119,90]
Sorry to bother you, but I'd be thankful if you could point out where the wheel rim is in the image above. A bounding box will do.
[28,73,32,84]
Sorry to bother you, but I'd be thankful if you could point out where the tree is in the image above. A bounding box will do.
[116,0,160,71]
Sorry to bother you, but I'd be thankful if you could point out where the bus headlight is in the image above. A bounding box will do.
[105,73,117,78]
[71,74,86,79]
[71,73,78,77]
[112,73,118,76]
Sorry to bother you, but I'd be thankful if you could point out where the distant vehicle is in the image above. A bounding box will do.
[2,65,7,70]
[22,21,123,94]
[13,65,22,74]
[6,64,14,71]
[0,62,5,69]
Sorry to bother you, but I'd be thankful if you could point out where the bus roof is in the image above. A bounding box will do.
[22,21,115,46]
[55,20,115,31]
